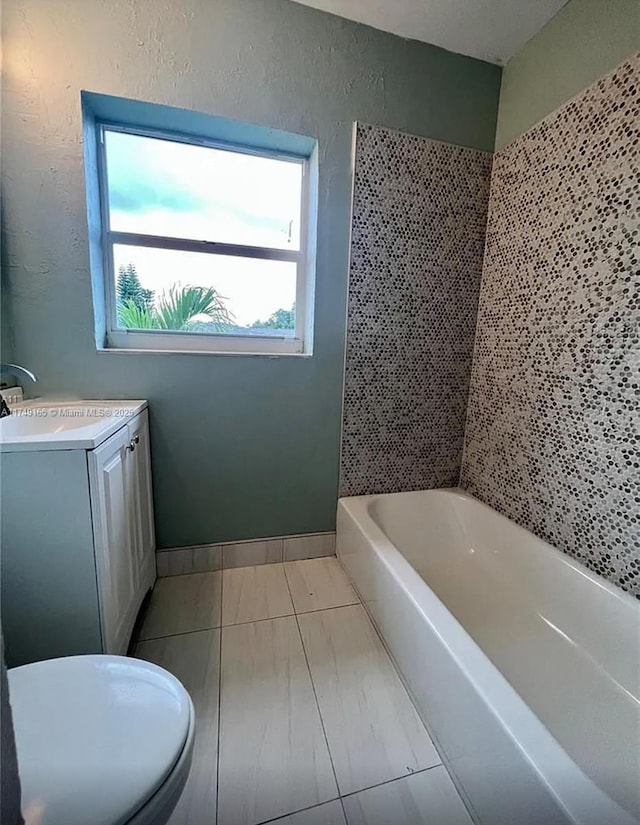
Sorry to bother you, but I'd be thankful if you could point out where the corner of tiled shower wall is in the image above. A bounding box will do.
[340,123,492,497]
[461,54,640,597]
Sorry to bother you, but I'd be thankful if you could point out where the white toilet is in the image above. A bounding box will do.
[8,655,195,825]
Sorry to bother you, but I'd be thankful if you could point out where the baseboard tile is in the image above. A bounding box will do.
[157,531,336,576]
[284,533,336,562]
[156,544,222,577]
[223,538,283,569]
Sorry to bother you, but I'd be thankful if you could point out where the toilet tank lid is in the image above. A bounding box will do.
[8,655,193,825]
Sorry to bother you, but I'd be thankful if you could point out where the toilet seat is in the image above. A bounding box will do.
[8,655,194,825]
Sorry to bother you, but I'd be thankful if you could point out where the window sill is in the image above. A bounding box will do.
[97,345,312,358]
[102,330,309,356]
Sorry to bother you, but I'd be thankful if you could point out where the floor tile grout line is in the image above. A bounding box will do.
[282,561,295,610]
[295,598,361,617]
[293,617,344,804]
[281,559,297,619]
[349,589,445,751]
[294,602,443,801]
[156,555,338,579]
[309,568,437,752]
[251,763,445,824]
[283,562,345,811]
[337,790,349,824]
[339,763,442,800]
[137,599,364,644]
[253,796,341,825]
[137,625,223,643]
[156,567,223,578]
[222,609,293,627]
[291,573,443,800]
[345,597,463,816]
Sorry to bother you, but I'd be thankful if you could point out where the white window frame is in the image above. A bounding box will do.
[97,123,311,355]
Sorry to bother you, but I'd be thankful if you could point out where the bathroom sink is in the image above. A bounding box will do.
[0,408,101,436]
[0,400,147,452]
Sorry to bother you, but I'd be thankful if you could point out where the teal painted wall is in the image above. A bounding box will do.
[496,0,640,148]
[1,0,500,547]
[0,269,11,366]
[0,121,12,366]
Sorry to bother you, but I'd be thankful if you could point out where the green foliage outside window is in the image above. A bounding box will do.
[116,264,294,333]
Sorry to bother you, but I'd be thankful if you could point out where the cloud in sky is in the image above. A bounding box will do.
[109,180,207,215]
[105,129,302,245]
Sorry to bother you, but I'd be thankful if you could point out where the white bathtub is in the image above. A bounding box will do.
[337,489,639,825]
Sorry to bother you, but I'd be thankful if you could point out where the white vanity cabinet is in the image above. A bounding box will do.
[0,403,156,667]
[88,412,156,655]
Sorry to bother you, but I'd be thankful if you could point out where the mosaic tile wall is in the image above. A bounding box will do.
[340,124,492,496]
[461,54,640,597]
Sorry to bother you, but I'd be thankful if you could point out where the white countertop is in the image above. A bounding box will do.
[0,400,148,452]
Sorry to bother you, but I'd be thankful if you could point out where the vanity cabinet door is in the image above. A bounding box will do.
[88,427,138,654]
[127,410,156,593]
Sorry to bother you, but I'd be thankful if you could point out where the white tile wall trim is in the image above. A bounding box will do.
[157,531,336,576]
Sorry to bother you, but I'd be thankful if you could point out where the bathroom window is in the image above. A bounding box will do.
[94,121,316,355]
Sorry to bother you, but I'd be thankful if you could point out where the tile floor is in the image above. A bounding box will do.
[134,557,473,825]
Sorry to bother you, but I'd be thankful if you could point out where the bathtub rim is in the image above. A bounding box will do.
[360,487,638,610]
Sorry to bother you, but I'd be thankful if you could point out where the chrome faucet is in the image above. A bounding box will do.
[0,364,38,418]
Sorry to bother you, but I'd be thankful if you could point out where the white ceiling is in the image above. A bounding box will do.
[290,0,569,65]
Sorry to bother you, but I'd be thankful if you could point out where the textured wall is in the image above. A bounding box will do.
[1,0,500,548]
[462,55,640,596]
[340,124,491,496]
[496,0,640,147]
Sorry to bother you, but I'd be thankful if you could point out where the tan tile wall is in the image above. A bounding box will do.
[341,124,492,496]
[462,54,640,597]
